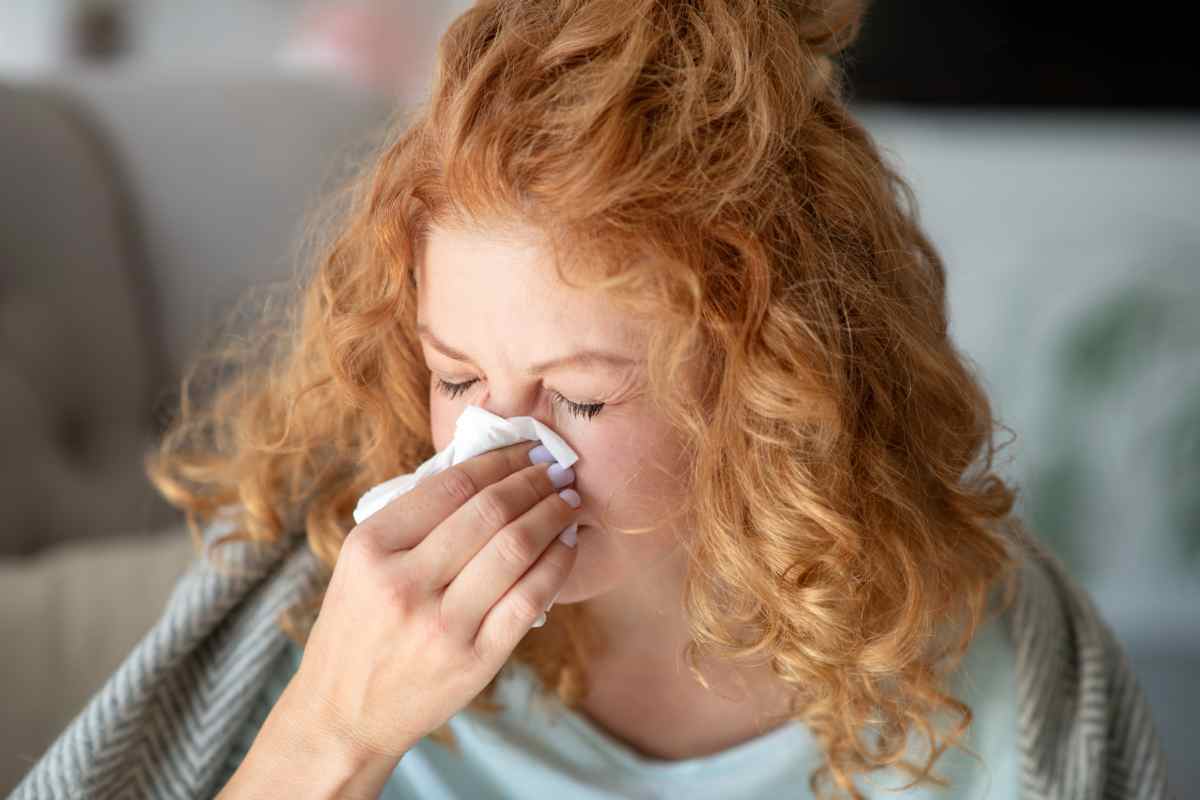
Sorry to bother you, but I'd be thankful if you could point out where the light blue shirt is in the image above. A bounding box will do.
[221,613,1018,798]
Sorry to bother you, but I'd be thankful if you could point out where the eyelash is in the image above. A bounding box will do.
[433,377,606,420]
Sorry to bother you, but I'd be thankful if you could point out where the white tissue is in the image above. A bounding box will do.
[351,404,579,629]
[352,404,578,525]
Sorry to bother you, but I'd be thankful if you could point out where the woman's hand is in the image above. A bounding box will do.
[289,441,580,763]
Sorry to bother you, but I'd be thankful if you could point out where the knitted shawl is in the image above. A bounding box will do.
[10,514,1171,799]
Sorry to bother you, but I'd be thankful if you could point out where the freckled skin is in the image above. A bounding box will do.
[418,222,793,761]
[419,222,692,614]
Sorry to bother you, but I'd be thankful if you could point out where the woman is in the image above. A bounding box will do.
[14,0,1169,798]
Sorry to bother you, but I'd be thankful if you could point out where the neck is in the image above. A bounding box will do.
[577,542,781,702]
[570,548,800,762]
[579,542,693,673]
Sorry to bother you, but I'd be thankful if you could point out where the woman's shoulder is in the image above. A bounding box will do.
[929,603,1022,798]
[989,522,1171,798]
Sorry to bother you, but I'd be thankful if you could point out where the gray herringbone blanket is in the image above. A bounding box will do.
[10,514,1172,799]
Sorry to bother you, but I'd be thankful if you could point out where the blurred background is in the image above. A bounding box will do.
[1,0,1196,794]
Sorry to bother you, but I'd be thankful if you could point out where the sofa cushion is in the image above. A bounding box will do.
[0,81,172,555]
[0,72,393,556]
[0,525,197,793]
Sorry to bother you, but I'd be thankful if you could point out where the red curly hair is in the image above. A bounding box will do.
[147,1,1023,796]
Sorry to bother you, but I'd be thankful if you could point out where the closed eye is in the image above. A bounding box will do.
[433,377,605,420]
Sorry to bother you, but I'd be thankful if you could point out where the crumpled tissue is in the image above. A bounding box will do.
[352,403,579,627]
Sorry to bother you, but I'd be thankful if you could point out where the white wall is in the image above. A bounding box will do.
[0,0,71,76]
[0,0,475,79]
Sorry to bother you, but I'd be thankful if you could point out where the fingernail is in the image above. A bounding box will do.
[547,463,575,489]
[558,521,578,548]
[531,589,563,629]
[529,444,555,465]
[558,488,581,508]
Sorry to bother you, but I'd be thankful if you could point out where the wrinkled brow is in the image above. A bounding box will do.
[416,322,641,376]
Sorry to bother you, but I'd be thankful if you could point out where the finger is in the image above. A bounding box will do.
[406,458,574,592]
[474,532,578,661]
[440,483,580,632]
[354,440,546,553]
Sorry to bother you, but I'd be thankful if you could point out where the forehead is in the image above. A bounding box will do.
[417,223,646,341]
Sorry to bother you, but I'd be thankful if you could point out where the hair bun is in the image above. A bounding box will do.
[780,0,868,58]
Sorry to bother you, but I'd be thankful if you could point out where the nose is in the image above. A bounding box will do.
[477,384,545,422]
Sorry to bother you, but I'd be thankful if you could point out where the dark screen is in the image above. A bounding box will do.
[842,2,1200,109]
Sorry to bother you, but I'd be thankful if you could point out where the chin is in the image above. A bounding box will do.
[553,525,623,605]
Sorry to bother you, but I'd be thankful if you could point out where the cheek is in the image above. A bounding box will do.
[569,440,678,526]
[429,396,457,452]
[570,423,673,486]
[558,431,623,487]
[565,420,643,465]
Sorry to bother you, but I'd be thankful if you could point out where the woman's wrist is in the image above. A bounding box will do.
[218,678,404,800]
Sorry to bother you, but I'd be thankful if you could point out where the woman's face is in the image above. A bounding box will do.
[416,222,691,604]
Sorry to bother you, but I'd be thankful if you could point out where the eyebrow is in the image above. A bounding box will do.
[416,322,640,375]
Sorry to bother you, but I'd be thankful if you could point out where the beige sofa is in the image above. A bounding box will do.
[0,71,393,793]
[1,526,196,785]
